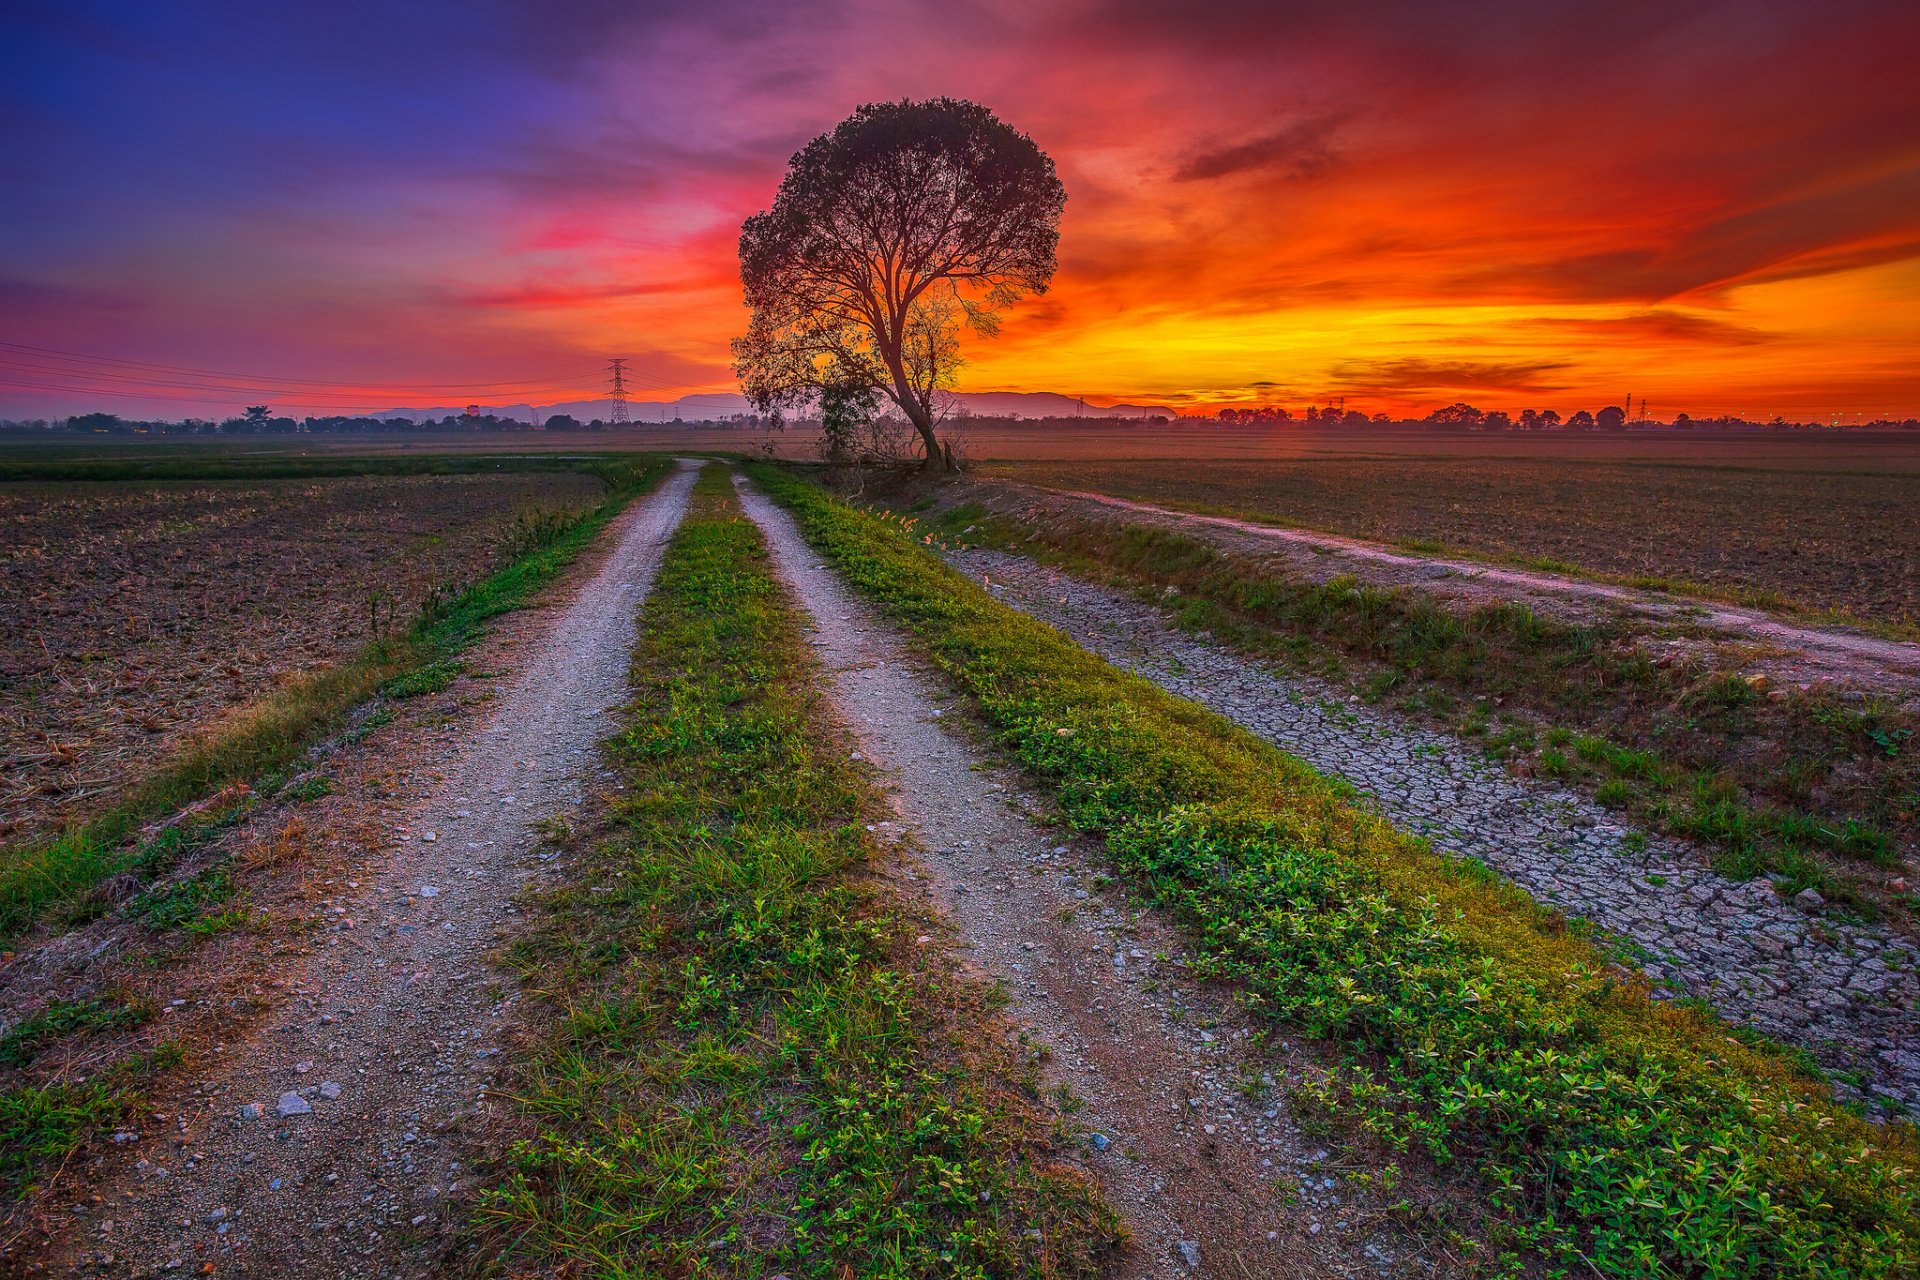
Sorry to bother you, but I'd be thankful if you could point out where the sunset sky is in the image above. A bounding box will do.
[4,0,1919,420]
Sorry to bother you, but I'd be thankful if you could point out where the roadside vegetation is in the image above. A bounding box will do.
[479,464,1119,1275]
[911,492,1917,918]
[749,462,1920,1279]
[0,455,668,944]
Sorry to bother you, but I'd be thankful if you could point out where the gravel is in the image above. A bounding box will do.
[953,545,1920,1112]
[50,461,699,1278]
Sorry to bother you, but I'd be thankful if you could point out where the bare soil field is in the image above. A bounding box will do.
[0,471,604,842]
[979,455,1920,628]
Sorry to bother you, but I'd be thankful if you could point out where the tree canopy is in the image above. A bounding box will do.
[733,98,1065,468]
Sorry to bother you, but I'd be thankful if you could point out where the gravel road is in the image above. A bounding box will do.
[50,460,699,1278]
[736,473,1452,1279]
[952,545,1920,1113]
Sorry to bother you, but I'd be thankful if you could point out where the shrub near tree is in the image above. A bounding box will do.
[733,98,1066,470]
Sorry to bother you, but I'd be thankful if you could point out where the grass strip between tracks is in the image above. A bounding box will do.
[0,455,671,945]
[477,464,1119,1277]
[748,461,1919,1280]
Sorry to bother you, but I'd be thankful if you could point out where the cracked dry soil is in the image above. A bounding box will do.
[35,460,699,1279]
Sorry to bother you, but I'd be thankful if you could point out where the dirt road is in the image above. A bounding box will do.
[735,473,1442,1279]
[39,460,699,1278]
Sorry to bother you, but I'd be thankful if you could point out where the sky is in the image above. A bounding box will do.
[3,0,1919,420]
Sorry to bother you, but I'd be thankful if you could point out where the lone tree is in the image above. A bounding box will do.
[734,98,1065,469]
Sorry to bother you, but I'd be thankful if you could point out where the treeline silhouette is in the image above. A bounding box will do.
[2,405,1916,434]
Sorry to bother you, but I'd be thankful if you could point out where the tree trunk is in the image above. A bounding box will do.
[884,362,950,471]
[903,402,947,470]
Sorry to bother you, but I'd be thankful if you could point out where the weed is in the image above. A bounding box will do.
[379,659,465,699]
[0,998,150,1068]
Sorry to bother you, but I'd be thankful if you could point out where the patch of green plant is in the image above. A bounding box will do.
[0,457,673,944]
[283,775,333,803]
[752,462,1920,1280]
[379,658,465,699]
[0,1040,182,1198]
[0,997,151,1068]
[131,861,234,932]
[476,464,1119,1276]
[0,1081,127,1196]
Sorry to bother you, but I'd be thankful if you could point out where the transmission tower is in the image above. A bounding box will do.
[607,358,630,425]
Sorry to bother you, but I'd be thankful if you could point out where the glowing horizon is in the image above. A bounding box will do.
[4,1,1918,421]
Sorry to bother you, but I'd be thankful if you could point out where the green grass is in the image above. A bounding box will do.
[0,456,671,944]
[749,462,1920,1279]
[0,1042,186,1197]
[477,464,1119,1277]
[0,1082,129,1195]
[922,497,1913,909]
[0,997,151,1068]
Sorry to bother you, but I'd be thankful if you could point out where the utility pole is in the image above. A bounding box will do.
[607,358,630,426]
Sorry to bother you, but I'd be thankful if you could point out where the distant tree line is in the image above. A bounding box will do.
[2,405,1915,435]
[0,410,774,435]
[1212,403,1920,431]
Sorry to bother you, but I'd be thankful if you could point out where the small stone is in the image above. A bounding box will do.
[419,886,439,898]
[1175,1240,1200,1267]
[295,1061,312,1074]
[318,1081,342,1100]
[238,1104,263,1121]
[422,831,437,843]
[1795,888,1826,911]
[275,1092,312,1118]
[204,1208,228,1224]
[1089,1132,1110,1151]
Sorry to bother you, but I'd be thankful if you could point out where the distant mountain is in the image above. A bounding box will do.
[945,391,1177,419]
[363,390,1178,424]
